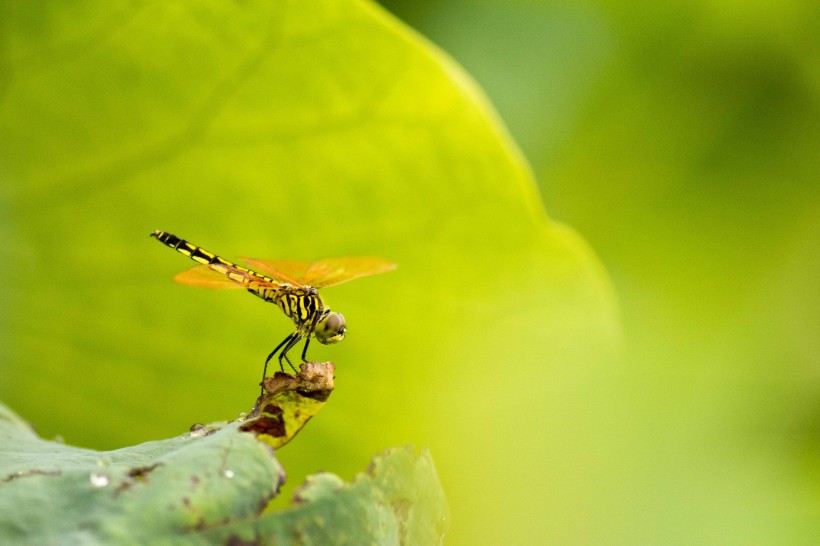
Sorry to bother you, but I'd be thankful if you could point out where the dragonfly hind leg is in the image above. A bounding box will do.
[262,332,300,385]
[279,334,303,374]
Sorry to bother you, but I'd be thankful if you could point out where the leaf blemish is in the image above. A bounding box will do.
[2,469,61,483]
[129,463,160,481]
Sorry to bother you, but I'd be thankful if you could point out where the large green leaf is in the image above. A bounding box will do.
[0,401,447,544]
[0,1,617,544]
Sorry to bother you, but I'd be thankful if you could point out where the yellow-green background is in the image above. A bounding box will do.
[1,1,817,544]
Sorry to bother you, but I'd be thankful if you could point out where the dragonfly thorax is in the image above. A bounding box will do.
[270,289,343,343]
[271,287,322,326]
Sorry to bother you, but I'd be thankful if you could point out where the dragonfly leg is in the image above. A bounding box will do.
[300,336,311,362]
[264,333,296,380]
[278,334,302,374]
[260,332,301,395]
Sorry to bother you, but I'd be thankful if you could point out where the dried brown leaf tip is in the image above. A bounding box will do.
[240,362,335,449]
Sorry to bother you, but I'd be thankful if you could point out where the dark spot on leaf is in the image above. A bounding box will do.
[2,469,60,482]
[255,469,285,514]
[225,535,262,546]
[114,463,160,494]
[128,463,160,481]
[296,388,330,402]
[240,405,286,438]
[114,478,134,495]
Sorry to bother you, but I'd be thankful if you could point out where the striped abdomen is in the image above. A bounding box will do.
[151,230,324,328]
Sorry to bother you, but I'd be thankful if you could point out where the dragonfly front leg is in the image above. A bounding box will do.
[264,333,296,379]
[278,333,303,374]
[260,332,301,395]
[301,336,311,362]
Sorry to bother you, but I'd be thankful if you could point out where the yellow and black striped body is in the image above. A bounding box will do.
[150,230,325,332]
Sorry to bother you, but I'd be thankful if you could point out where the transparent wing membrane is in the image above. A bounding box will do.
[173,264,282,290]
[241,256,395,288]
[171,256,395,291]
[298,257,397,288]
[240,258,310,286]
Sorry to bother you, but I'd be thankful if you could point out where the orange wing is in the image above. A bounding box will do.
[300,257,397,288]
[240,258,311,286]
[246,256,397,288]
[173,264,284,290]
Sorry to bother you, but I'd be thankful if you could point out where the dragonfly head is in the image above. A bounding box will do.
[315,311,346,344]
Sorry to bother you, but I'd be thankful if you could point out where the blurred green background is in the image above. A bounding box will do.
[379,0,820,543]
[1,0,818,544]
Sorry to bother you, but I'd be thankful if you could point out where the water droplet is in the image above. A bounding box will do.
[236,412,248,422]
[89,473,110,488]
[223,469,235,479]
[189,424,208,437]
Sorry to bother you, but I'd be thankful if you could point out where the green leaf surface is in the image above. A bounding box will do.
[0,402,447,544]
[0,1,617,544]
[203,446,448,545]
[0,401,282,543]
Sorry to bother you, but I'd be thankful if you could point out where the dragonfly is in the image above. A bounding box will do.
[151,230,395,388]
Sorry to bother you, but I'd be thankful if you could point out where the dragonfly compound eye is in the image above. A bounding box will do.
[316,312,346,344]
